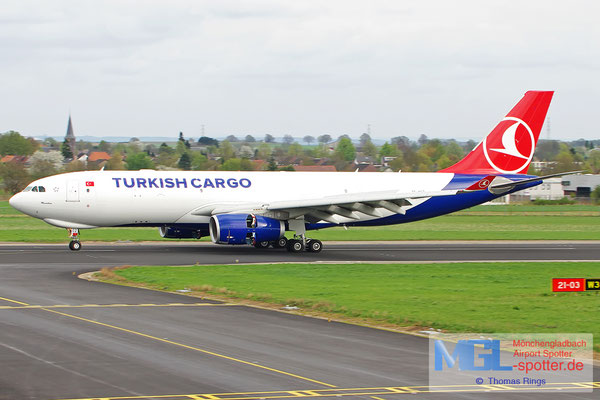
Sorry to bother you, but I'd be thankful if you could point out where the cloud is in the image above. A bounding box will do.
[0,0,598,140]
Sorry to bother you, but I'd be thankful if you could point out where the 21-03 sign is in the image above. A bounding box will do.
[552,278,600,292]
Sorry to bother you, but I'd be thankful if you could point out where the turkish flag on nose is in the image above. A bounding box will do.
[85,181,94,187]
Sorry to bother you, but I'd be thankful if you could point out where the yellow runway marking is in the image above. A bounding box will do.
[383,387,408,393]
[54,381,600,400]
[46,308,336,388]
[0,303,235,310]
[0,295,335,389]
[0,296,30,305]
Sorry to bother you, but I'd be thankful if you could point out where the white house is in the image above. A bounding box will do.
[523,177,565,200]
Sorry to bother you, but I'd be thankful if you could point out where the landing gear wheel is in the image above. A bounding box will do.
[287,239,304,253]
[273,237,288,248]
[253,241,270,249]
[67,228,81,251]
[306,239,322,253]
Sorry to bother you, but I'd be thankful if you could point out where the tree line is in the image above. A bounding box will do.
[1,130,599,196]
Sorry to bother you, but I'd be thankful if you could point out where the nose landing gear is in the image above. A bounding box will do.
[67,228,81,251]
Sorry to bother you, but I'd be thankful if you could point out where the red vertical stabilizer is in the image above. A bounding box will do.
[441,91,553,175]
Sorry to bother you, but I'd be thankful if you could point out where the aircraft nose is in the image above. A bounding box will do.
[9,192,25,213]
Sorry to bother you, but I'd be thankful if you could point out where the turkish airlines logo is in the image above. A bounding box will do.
[483,117,535,174]
[478,178,490,189]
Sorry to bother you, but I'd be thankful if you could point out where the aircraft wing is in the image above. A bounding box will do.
[192,188,462,224]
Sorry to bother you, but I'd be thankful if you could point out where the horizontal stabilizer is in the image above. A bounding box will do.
[488,171,580,194]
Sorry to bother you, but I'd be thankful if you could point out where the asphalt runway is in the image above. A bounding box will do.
[1,240,599,266]
[0,241,598,400]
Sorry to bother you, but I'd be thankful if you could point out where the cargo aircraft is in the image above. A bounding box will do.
[9,91,574,252]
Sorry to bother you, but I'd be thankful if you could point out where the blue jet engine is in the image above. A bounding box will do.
[209,214,285,245]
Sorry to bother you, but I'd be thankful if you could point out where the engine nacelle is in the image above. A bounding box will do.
[159,226,203,239]
[210,214,285,245]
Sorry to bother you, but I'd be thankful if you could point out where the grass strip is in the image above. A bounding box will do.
[1,215,599,242]
[107,262,600,352]
[1,201,599,242]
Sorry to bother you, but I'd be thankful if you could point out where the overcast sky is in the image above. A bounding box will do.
[0,1,598,141]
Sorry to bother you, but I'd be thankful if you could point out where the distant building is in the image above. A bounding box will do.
[65,115,76,156]
[294,165,337,172]
[381,156,397,168]
[251,159,267,171]
[354,163,378,172]
[351,153,381,172]
[354,155,377,165]
[519,178,565,201]
[88,151,111,163]
[530,160,557,172]
[562,174,600,198]
[487,177,565,204]
[0,155,29,164]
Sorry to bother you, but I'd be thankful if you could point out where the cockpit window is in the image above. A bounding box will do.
[23,185,46,193]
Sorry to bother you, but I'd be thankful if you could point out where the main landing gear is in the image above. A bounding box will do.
[286,237,323,253]
[284,218,322,253]
[252,235,323,253]
[67,228,81,251]
[250,218,323,253]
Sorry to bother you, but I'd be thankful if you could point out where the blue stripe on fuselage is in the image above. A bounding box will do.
[306,174,542,230]
[120,174,544,233]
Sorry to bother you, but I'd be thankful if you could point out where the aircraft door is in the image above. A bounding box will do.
[66,181,80,202]
[80,180,97,204]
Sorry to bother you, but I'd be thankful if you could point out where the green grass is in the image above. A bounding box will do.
[112,262,600,352]
[0,216,176,243]
[0,201,173,242]
[457,204,598,213]
[1,201,599,242]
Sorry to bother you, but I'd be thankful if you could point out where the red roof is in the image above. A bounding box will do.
[252,160,267,170]
[1,155,28,163]
[293,165,337,172]
[88,151,111,162]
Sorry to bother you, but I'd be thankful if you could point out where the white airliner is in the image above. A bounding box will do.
[9,91,574,252]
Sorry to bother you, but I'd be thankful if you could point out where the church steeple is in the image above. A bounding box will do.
[65,114,76,157]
